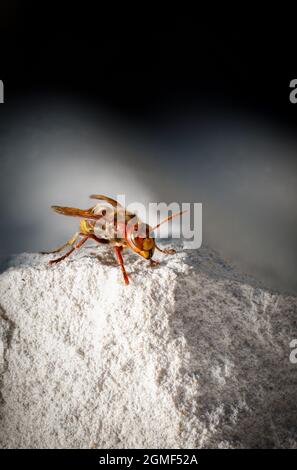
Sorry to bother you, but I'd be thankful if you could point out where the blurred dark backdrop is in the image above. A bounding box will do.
[0,4,297,294]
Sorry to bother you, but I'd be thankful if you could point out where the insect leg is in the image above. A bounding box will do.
[155,245,176,255]
[40,232,80,255]
[48,236,88,265]
[114,246,129,285]
[87,234,110,244]
[149,259,160,267]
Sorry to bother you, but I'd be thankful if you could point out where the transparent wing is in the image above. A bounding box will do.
[51,205,104,220]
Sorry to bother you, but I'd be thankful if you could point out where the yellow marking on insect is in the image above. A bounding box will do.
[80,219,93,234]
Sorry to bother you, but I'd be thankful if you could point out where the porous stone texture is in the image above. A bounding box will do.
[0,243,297,448]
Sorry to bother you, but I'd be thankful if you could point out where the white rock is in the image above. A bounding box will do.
[0,243,297,448]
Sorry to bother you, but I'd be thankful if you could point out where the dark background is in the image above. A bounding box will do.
[1,5,297,126]
[1,4,297,293]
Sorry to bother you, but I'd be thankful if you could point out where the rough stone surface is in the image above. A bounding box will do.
[0,243,297,449]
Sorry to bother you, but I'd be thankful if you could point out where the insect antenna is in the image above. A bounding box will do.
[150,210,187,232]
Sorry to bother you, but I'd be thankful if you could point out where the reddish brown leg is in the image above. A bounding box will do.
[49,236,88,265]
[155,245,176,255]
[114,246,129,285]
[87,234,110,244]
[41,232,79,254]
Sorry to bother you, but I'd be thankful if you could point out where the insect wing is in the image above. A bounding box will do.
[51,205,104,220]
